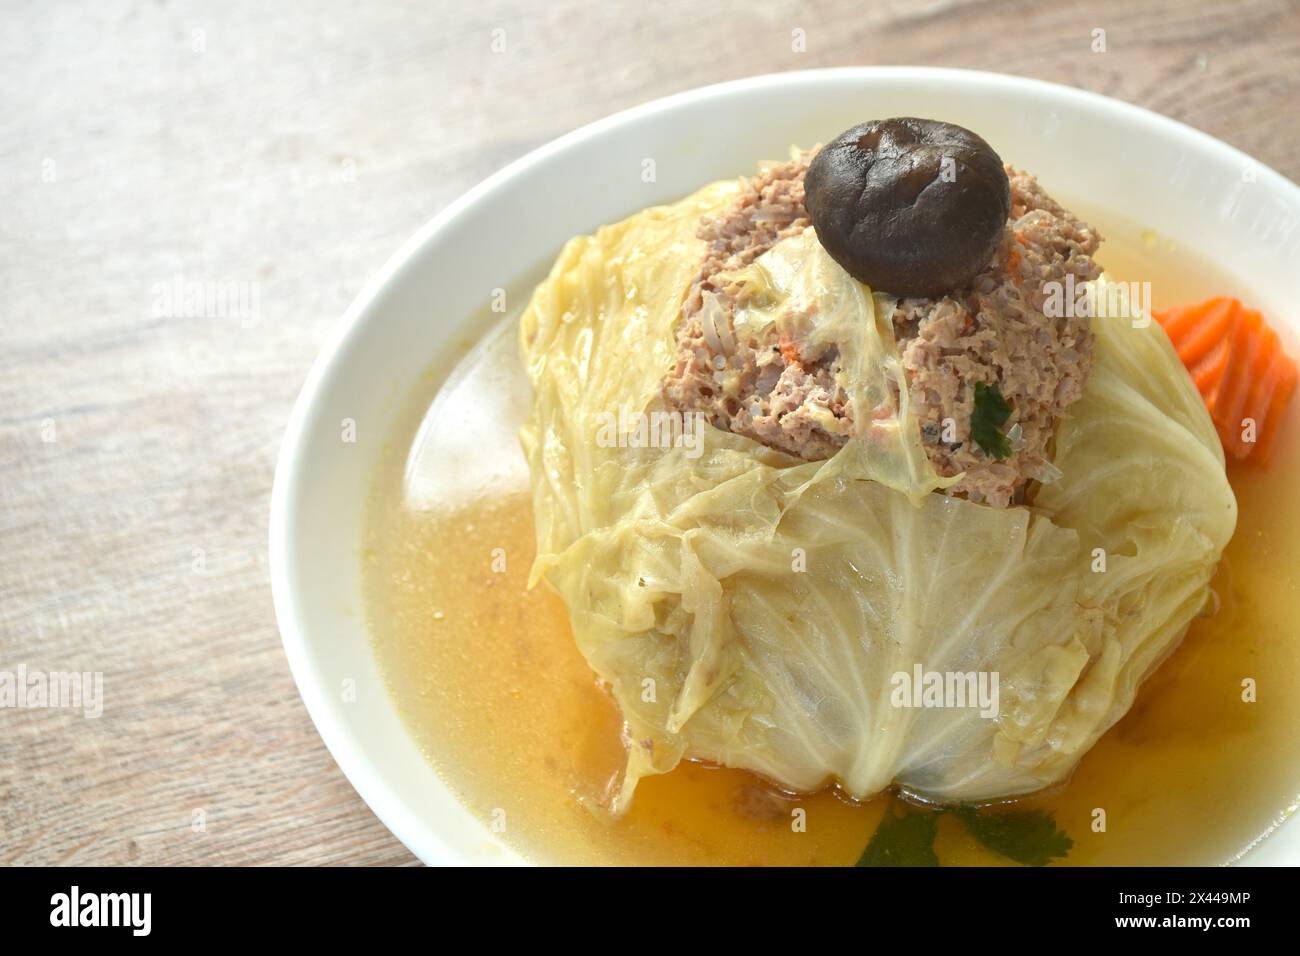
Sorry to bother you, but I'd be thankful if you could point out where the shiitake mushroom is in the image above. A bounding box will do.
[804,118,1011,298]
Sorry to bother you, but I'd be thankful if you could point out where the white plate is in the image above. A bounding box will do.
[269,67,1300,866]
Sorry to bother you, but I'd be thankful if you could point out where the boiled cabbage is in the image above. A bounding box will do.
[519,179,1236,812]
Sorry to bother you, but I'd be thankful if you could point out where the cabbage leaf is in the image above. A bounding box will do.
[519,181,1236,813]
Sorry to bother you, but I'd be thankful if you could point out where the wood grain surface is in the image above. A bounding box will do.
[1,0,1298,866]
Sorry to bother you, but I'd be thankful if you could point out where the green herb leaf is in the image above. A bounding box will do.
[856,804,940,867]
[952,805,1073,866]
[971,381,1014,460]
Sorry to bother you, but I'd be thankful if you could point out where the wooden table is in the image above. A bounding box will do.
[2,0,1297,865]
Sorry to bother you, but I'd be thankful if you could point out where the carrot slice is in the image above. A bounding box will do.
[1257,356,1299,461]
[1153,297,1298,463]
[1167,296,1235,367]
[1213,307,1263,450]
[1237,324,1297,460]
[1156,297,1235,408]
[1189,334,1230,400]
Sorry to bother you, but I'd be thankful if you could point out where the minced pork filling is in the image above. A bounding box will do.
[662,150,1103,508]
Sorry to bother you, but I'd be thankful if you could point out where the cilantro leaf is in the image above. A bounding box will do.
[971,381,1014,460]
[952,805,1073,866]
[856,804,940,867]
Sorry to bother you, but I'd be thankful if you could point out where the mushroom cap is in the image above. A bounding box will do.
[805,118,1011,298]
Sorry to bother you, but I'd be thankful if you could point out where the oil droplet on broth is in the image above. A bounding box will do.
[363,211,1300,866]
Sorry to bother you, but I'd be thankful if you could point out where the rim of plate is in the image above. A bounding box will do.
[269,66,1300,866]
